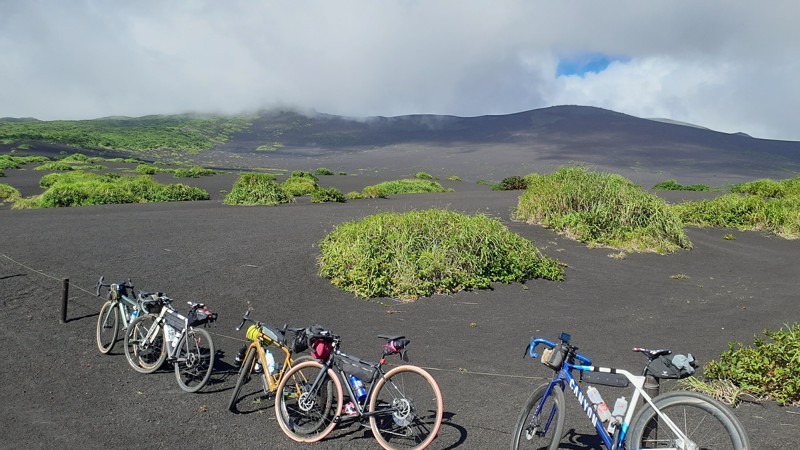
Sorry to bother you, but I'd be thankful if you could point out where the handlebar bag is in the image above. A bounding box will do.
[646,353,696,379]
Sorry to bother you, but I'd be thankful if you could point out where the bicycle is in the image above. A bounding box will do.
[95,276,162,354]
[228,310,316,412]
[274,328,444,449]
[511,332,750,450]
[123,295,217,393]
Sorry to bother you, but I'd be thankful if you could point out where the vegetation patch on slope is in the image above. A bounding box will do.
[652,179,710,191]
[14,172,208,208]
[514,166,691,253]
[674,194,800,239]
[361,179,453,198]
[318,209,564,299]
[224,172,293,206]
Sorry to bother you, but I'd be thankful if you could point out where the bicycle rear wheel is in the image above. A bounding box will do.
[368,365,444,450]
[510,382,565,450]
[124,313,167,374]
[274,360,342,443]
[96,301,119,354]
[228,346,257,412]
[174,327,215,393]
[627,390,750,449]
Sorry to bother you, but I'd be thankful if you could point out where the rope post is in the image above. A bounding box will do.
[60,278,69,324]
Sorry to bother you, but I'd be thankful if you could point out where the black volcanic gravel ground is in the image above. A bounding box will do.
[1,169,799,448]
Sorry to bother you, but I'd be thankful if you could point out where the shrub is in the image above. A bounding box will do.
[224,173,293,206]
[318,209,564,299]
[311,187,346,203]
[34,161,74,171]
[476,180,490,186]
[61,153,96,163]
[414,171,434,180]
[135,163,162,175]
[40,170,119,188]
[314,167,334,176]
[446,175,462,182]
[14,173,208,208]
[282,176,318,196]
[0,182,19,201]
[731,176,800,198]
[362,179,453,197]
[492,176,528,191]
[338,171,347,176]
[345,191,364,200]
[704,324,800,405]
[674,194,800,239]
[653,179,710,191]
[172,166,218,178]
[0,154,50,169]
[514,166,691,253]
[290,170,318,181]
[362,186,386,199]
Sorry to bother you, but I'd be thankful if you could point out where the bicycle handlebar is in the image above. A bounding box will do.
[95,276,134,297]
[526,337,592,365]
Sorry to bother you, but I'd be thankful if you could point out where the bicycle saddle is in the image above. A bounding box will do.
[633,347,671,360]
[377,334,404,341]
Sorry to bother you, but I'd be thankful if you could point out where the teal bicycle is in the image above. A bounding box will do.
[95,276,162,354]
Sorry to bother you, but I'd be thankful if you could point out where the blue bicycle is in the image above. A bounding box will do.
[511,333,749,450]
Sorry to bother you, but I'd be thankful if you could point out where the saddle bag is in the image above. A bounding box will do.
[646,353,697,379]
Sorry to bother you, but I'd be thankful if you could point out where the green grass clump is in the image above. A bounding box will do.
[653,179,710,191]
[704,324,800,405]
[731,176,800,198]
[0,154,51,169]
[34,161,74,171]
[61,153,96,163]
[39,170,118,188]
[311,187,346,203]
[318,209,564,299]
[281,176,318,196]
[362,179,453,197]
[290,170,318,181]
[492,176,528,191]
[314,167,334,176]
[172,166,218,178]
[14,173,208,208]
[674,194,800,239]
[71,164,107,171]
[345,191,364,200]
[414,171,434,180]
[446,175,462,182]
[224,173,293,206]
[0,182,20,201]
[514,166,691,253]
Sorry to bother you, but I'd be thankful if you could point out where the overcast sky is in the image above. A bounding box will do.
[1,1,798,140]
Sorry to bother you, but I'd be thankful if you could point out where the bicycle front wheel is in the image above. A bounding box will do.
[274,360,343,443]
[510,382,565,450]
[174,327,215,393]
[96,301,119,354]
[368,365,444,450]
[627,390,750,449]
[124,313,167,374]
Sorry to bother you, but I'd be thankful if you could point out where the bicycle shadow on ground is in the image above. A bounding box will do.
[318,411,466,449]
[557,429,604,449]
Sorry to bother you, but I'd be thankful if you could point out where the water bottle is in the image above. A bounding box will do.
[586,386,612,423]
[265,350,276,374]
[607,396,629,434]
[164,324,176,345]
[349,375,367,403]
[130,309,139,321]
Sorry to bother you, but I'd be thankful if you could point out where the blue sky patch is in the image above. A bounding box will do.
[557,54,629,77]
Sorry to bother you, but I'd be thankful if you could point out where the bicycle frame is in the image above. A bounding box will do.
[530,338,690,450]
[308,348,387,420]
[243,333,299,393]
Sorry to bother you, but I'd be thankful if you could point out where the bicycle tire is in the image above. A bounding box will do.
[510,382,565,450]
[96,301,119,354]
[274,360,343,443]
[124,313,167,374]
[228,346,258,412]
[368,365,444,450]
[627,390,750,450]
[174,327,215,393]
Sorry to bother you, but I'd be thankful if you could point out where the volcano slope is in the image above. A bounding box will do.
[1,173,798,449]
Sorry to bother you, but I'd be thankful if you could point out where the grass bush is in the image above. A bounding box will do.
[492,176,528,191]
[282,176,318,196]
[731,176,800,198]
[345,191,364,200]
[34,161,74,171]
[362,179,453,197]
[703,324,800,405]
[652,179,710,191]
[290,170,318,181]
[514,166,691,253]
[224,172,293,206]
[311,187,346,203]
[446,175,462,182]
[319,209,564,299]
[414,171,434,180]
[39,170,119,188]
[172,166,218,178]
[14,173,208,208]
[314,167,334,176]
[674,194,800,239]
[0,182,19,201]
[1,154,51,169]
[61,153,96,163]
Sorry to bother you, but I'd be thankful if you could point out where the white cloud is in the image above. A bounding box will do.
[1,0,798,140]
